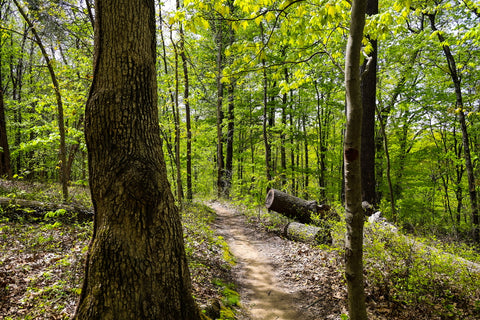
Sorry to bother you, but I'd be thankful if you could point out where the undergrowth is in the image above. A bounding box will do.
[0,183,241,319]
[329,204,480,319]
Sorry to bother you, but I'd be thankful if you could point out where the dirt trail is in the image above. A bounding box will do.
[209,202,321,320]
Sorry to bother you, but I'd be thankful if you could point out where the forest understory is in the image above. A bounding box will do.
[0,182,479,319]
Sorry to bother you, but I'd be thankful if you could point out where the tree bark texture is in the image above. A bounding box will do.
[344,0,368,318]
[265,188,318,224]
[73,1,201,319]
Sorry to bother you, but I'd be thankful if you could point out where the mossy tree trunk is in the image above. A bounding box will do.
[73,0,201,319]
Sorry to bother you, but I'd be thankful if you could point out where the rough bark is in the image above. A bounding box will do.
[73,0,201,318]
[344,0,368,318]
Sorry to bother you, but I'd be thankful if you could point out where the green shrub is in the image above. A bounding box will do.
[363,221,480,318]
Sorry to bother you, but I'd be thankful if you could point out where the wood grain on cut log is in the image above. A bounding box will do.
[265,189,317,224]
[283,222,332,245]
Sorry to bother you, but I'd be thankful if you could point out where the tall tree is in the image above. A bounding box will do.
[73,0,201,318]
[215,15,226,198]
[428,11,479,242]
[178,17,193,201]
[0,3,12,179]
[360,0,378,206]
[13,0,69,200]
[344,0,368,318]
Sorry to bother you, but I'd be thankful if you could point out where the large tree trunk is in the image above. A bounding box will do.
[73,0,201,319]
[344,0,368,318]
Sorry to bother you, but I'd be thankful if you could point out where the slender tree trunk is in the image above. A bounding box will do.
[13,0,68,201]
[225,82,235,197]
[429,13,479,242]
[344,0,368,318]
[224,1,236,198]
[178,7,192,201]
[262,64,272,184]
[453,126,464,225]
[260,47,272,191]
[215,19,225,198]
[85,0,94,28]
[158,2,177,186]
[314,80,327,201]
[280,76,288,188]
[172,41,183,204]
[261,23,272,188]
[0,48,12,179]
[9,29,28,175]
[290,111,296,195]
[74,0,201,318]
[375,105,396,222]
[302,114,309,199]
[360,0,378,206]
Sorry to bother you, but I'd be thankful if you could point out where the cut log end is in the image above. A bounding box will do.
[265,189,316,224]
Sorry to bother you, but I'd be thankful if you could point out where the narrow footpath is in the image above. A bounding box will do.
[208,201,347,320]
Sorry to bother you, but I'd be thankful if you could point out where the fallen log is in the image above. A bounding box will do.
[265,189,334,223]
[0,196,93,223]
[283,222,332,245]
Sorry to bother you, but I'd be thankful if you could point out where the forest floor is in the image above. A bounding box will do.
[208,201,347,320]
[0,182,479,320]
